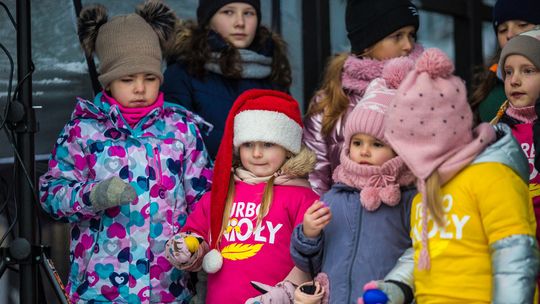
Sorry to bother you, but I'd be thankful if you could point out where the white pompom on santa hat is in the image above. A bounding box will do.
[202,89,303,274]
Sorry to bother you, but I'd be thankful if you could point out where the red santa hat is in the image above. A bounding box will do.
[209,89,303,254]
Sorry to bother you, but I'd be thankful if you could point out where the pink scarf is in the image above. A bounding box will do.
[341,44,424,96]
[506,103,537,123]
[332,151,416,211]
[102,91,164,128]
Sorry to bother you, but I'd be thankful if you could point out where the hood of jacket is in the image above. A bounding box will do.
[472,123,529,183]
[165,20,288,64]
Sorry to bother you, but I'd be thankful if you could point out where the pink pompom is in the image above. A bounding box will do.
[415,48,454,79]
[315,272,330,304]
[360,187,382,211]
[378,184,401,206]
[382,57,414,89]
[363,280,379,291]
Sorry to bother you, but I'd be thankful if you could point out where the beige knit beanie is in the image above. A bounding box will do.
[77,1,176,88]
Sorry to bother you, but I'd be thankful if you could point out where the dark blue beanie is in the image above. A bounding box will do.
[346,0,419,54]
[493,0,540,32]
[197,0,261,27]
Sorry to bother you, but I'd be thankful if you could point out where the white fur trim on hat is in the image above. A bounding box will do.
[233,110,302,153]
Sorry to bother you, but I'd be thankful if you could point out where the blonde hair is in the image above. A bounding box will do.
[306,53,350,136]
[424,171,445,227]
[217,167,277,246]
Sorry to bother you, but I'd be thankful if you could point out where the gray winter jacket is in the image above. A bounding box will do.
[290,183,417,304]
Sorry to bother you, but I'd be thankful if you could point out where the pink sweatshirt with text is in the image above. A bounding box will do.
[182,181,319,303]
[511,123,540,237]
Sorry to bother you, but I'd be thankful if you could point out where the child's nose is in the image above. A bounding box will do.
[252,145,263,157]
[402,38,413,53]
[506,26,520,42]
[234,14,245,27]
[510,73,521,86]
[360,145,370,156]
[134,80,145,93]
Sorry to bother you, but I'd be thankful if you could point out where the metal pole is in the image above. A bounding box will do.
[16,0,37,303]
[271,0,281,33]
[73,0,101,96]
[301,0,330,111]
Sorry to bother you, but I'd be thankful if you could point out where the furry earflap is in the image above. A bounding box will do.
[77,4,108,57]
[136,0,176,46]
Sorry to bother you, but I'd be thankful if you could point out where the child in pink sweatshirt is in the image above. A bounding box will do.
[166,89,319,303]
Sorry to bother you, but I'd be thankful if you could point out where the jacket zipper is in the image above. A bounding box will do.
[347,196,363,304]
[154,147,162,187]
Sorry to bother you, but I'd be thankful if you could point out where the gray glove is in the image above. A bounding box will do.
[359,280,405,304]
[90,176,137,211]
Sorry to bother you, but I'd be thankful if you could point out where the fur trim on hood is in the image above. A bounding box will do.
[280,145,317,178]
[165,20,288,64]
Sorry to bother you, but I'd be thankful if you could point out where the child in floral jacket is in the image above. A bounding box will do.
[38,2,212,303]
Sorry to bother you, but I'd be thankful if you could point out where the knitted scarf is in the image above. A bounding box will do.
[341,44,424,96]
[203,30,273,79]
[332,151,415,211]
[506,103,537,124]
[204,49,272,79]
[234,167,311,188]
[102,91,164,128]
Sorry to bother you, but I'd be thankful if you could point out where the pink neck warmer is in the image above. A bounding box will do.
[102,91,164,128]
[341,44,424,96]
[506,102,537,123]
[332,150,416,211]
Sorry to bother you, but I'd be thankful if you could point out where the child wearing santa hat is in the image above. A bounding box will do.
[365,48,539,303]
[165,89,320,303]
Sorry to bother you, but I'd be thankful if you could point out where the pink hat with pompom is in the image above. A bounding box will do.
[384,48,474,181]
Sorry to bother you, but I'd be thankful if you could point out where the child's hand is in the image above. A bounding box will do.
[165,232,208,271]
[302,200,332,238]
[358,280,405,304]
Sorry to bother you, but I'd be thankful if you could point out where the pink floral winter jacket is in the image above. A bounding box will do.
[39,93,213,303]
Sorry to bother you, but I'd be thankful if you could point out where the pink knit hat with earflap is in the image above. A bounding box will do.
[384,48,496,269]
[333,56,416,211]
